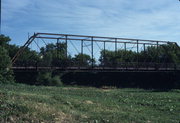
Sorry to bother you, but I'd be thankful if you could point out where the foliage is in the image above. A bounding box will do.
[39,43,70,67]
[72,53,92,67]
[6,44,20,59]
[0,83,179,122]
[0,35,14,83]
[99,50,137,66]
[5,43,40,67]
[36,72,52,86]
[99,43,180,66]
[38,43,93,67]
[39,52,53,67]
[50,76,63,86]
[0,34,11,47]
[36,72,63,86]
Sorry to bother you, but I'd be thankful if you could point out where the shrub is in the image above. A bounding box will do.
[36,72,63,86]
[50,76,63,86]
[36,72,52,86]
[0,46,14,83]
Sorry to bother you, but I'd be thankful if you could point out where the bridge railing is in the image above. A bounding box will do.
[12,61,179,71]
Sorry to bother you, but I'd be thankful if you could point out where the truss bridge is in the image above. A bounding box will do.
[12,33,180,72]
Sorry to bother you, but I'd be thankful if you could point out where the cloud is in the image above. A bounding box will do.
[2,0,180,45]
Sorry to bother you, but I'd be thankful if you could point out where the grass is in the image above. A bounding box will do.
[0,83,180,123]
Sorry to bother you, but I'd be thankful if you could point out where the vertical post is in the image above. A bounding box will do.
[115,38,117,53]
[81,40,83,55]
[91,37,94,68]
[137,40,139,69]
[81,40,84,66]
[104,41,106,68]
[65,35,68,59]
[57,38,60,68]
[137,40,139,53]
[124,42,127,69]
[157,41,159,70]
[143,43,146,52]
[143,43,146,69]
[115,38,117,68]
[57,39,59,59]
[124,42,126,51]
[157,41,159,62]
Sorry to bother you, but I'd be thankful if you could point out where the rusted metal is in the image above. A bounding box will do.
[11,33,38,64]
[11,33,180,72]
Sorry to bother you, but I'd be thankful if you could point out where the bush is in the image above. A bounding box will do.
[50,76,63,86]
[36,72,63,86]
[36,72,51,86]
[0,46,14,83]
[0,34,10,46]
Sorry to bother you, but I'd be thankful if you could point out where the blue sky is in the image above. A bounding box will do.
[2,0,180,45]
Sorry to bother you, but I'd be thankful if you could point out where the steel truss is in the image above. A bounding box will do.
[11,33,180,72]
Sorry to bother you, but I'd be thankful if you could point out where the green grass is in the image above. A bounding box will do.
[0,84,180,123]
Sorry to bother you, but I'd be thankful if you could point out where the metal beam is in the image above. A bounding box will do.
[104,42,106,68]
[35,36,161,45]
[11,33,39,64]
[65,35,68,59]
[36,32,175,43]
[91,37,94,68]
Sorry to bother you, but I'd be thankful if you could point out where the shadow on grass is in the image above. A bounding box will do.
[61,72,180,90]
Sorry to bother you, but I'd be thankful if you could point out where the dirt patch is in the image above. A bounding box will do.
[62,87,81,90]
[55,112,74,123]
[84,100,93,104]
[28,102,74,123]
[0,92,5,97]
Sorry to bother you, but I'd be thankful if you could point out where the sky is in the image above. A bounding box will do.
[2,0,180,46]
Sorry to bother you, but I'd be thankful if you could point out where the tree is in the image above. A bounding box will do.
[139,43,180,64]
[73,53,92,67]
[99,43,180,68]
[39,42,70,67]
[0,35,14,83]
[36,71,63,86]
[99,50,136,67]
[0,34,11,47]
[0,46,14,83]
